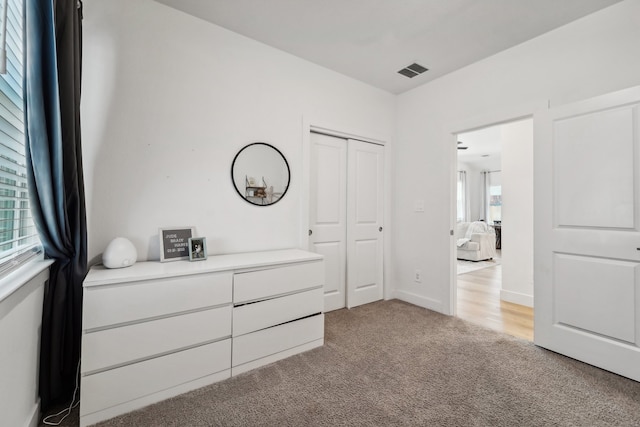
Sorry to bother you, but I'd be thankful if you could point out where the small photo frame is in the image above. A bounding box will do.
[188,237,207,261]
[159,227,194,262]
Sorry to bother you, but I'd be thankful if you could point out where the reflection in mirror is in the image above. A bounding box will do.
[231,142,290,206]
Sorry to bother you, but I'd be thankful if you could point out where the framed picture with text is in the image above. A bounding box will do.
[159,227,195,262]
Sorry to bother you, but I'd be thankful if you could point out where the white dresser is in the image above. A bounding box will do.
[80,249,324,427]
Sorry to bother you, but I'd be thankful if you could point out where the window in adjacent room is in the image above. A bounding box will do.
[488,183,502,223]
[481,170,502,224]
[487,172,502,224]
[456,170,467,222]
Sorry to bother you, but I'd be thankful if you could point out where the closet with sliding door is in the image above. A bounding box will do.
[308,132,385,311]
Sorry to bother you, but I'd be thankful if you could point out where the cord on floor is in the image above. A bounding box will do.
[42,360,80,426]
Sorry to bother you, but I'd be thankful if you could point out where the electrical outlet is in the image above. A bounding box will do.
[414,269,422,282]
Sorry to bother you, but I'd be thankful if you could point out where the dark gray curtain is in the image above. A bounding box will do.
[24,0,86,411]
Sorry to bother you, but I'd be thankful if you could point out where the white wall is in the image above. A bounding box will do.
[0,268,48,427]
[395,0,640,313]
[500,119,534,307]
[82,0,395,262]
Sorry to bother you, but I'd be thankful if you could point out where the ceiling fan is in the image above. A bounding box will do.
[457,141,468,150]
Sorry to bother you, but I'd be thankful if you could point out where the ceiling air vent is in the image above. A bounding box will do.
[397,62,429,78]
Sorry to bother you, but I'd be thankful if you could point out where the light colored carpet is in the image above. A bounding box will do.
[457,256,501,275]
[44,300,640,426]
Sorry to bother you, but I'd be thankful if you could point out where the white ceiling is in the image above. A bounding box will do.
[457,126,503,165]
[153,0,622,94]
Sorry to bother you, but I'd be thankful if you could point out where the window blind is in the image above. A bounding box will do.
[0,0,40,273]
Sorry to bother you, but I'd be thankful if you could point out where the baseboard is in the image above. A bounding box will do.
[24,400,40,427]
[500,289,533,307]
[394,290,445,314]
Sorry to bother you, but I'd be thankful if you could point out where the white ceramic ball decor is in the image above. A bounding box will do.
[103,237,138,269]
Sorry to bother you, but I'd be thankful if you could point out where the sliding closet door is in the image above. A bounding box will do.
[309,133,385,310]
[346,139,384,308]
[309,133,347,311]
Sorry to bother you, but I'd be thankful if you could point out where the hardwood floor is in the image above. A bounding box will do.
[456,264,534,341]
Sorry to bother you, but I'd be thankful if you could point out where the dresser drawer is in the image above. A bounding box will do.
[83,272,232,330]
[232,314,324,367]
[233,288,322,337]
[81,339,231,416]
[81,305,231,374]
[233,261,324,304]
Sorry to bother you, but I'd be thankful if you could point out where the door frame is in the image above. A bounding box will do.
[445,102,543,316]
[301,118,392,301]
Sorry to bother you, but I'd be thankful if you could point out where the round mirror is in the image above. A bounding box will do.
[231,142,290,206]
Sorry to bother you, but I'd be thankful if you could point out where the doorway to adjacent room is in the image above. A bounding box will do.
[454,119,534,341]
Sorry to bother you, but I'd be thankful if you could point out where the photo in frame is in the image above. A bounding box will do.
[188,237,207,261]
[159,227,195,262]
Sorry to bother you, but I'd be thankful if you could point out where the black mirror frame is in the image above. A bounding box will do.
[231,142,291,207]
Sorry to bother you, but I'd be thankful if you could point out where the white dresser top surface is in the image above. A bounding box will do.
[84,248,323,287]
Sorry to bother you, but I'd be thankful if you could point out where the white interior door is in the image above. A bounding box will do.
[309,133,347,311]
[347,139,384,308]
[534,86,640,381]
